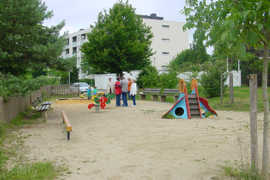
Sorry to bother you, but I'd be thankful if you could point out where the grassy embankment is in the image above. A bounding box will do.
[0,109,60,180]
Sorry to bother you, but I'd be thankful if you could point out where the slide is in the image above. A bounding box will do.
[199,97,217,115]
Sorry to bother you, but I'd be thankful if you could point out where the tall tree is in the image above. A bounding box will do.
[81,1,153,75]
[0,0,65,76]
[184,0,270,177]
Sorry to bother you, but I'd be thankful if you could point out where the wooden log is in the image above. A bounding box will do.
[61,111,72,140]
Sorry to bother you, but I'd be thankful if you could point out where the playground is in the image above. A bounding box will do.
[18,99,265,180]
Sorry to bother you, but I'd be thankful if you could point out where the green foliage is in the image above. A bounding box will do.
[137,66,160,88]
[137,66,179,89]
[0,0,66,76]
[200,63,227,98]
[168,45,210,73]
[0,162,58,180]
[81,1,153,74]
[223,165,263,180]
[0,74,59,100]
[159,71,178,89]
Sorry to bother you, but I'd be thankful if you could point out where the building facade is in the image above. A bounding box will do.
[62,14,189,79]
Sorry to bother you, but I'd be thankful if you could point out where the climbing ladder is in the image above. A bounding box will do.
[188,94,201,118]
[189,79,202,118]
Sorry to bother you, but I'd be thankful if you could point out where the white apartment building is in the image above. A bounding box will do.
[139,14,189,71]
[62,13,189,78]
[61,28,90,79]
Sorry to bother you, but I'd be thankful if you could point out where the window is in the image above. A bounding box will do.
[65,49,69,55]
[72,47,77,54]
[162,52,169,55]
[66,39,69,45]
[81,34,86,40]
[72,36,77,42]
[162,38,170,41]
[162,24,170,28]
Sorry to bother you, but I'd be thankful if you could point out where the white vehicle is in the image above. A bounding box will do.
[71,82,89,93]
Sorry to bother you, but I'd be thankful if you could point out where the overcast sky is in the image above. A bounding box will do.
[42,0,188,32]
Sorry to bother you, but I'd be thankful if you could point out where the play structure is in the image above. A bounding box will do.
[162,79,217,119]
[88,93,114,111]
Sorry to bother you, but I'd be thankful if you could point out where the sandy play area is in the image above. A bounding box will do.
[19,99,266,180]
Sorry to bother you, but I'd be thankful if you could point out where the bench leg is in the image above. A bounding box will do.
[140,94,146,100]
[174,96,179,102]
[161,96,166,102]
[42,111,48,121]
[152,95,158,101]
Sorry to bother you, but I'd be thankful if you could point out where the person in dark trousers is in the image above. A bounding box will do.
[115,77,122,106]
[120,76,128,107]
[130,79,137,106]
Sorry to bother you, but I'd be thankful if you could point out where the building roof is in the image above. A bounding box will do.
[138,13,163,20]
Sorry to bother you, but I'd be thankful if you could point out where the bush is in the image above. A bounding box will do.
[200,68,226,98]
[0,74,59,100]
[137,66,160,88]
[159,71,178,89]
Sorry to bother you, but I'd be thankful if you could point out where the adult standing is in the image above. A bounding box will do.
[120,76,128,107]
[106,77,114,95]
[115,77,122,106]
[130,80,137,106]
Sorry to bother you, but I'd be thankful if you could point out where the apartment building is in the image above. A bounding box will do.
[62,13,189,78]
[61,28,89,79]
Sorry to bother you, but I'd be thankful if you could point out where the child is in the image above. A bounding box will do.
[92,86,97,96]
[130,79,137,106]
[87,86,92,100]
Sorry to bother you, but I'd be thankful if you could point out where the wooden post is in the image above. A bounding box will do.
[220,73,223,104]
[229,72,234,104]
[249,74,258,169]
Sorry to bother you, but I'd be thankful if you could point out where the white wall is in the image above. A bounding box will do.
[143,19,189,70]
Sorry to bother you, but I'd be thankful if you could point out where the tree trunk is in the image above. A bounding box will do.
[229,72,234,104]
[249,74,258,170]
[262,44,269,178]
[220,73,223,104]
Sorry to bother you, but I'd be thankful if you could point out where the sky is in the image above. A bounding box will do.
[42,0,191,40]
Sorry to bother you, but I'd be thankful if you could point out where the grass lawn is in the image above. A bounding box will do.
[207,87,270,112]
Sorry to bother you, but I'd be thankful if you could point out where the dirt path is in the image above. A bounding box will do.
[20,100,266,180]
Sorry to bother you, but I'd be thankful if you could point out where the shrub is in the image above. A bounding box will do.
[200,68,226,98]
[159,71,178,89]
[137,66,160,88]
[0,74,59,100]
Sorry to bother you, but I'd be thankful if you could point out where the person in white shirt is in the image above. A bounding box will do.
[106,77,114,95]
[130,79,137,106]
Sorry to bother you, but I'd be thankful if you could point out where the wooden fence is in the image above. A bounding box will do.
[0,85,79,123]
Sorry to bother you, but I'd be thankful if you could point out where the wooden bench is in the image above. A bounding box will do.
[140,88,180,102]
[61,111,72,140]
[140,88,161,101]
[32,97,51,120]
[160,89,179,102]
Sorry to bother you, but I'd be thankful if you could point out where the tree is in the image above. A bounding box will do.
[0,0,65,76]
[184,0,270,177]
[81,1,153,75]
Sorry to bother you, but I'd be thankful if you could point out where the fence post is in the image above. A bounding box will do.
[229,72,234,104]
[249,74,258,169]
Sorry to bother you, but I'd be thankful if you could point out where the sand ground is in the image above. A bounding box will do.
[19,99,267,180]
